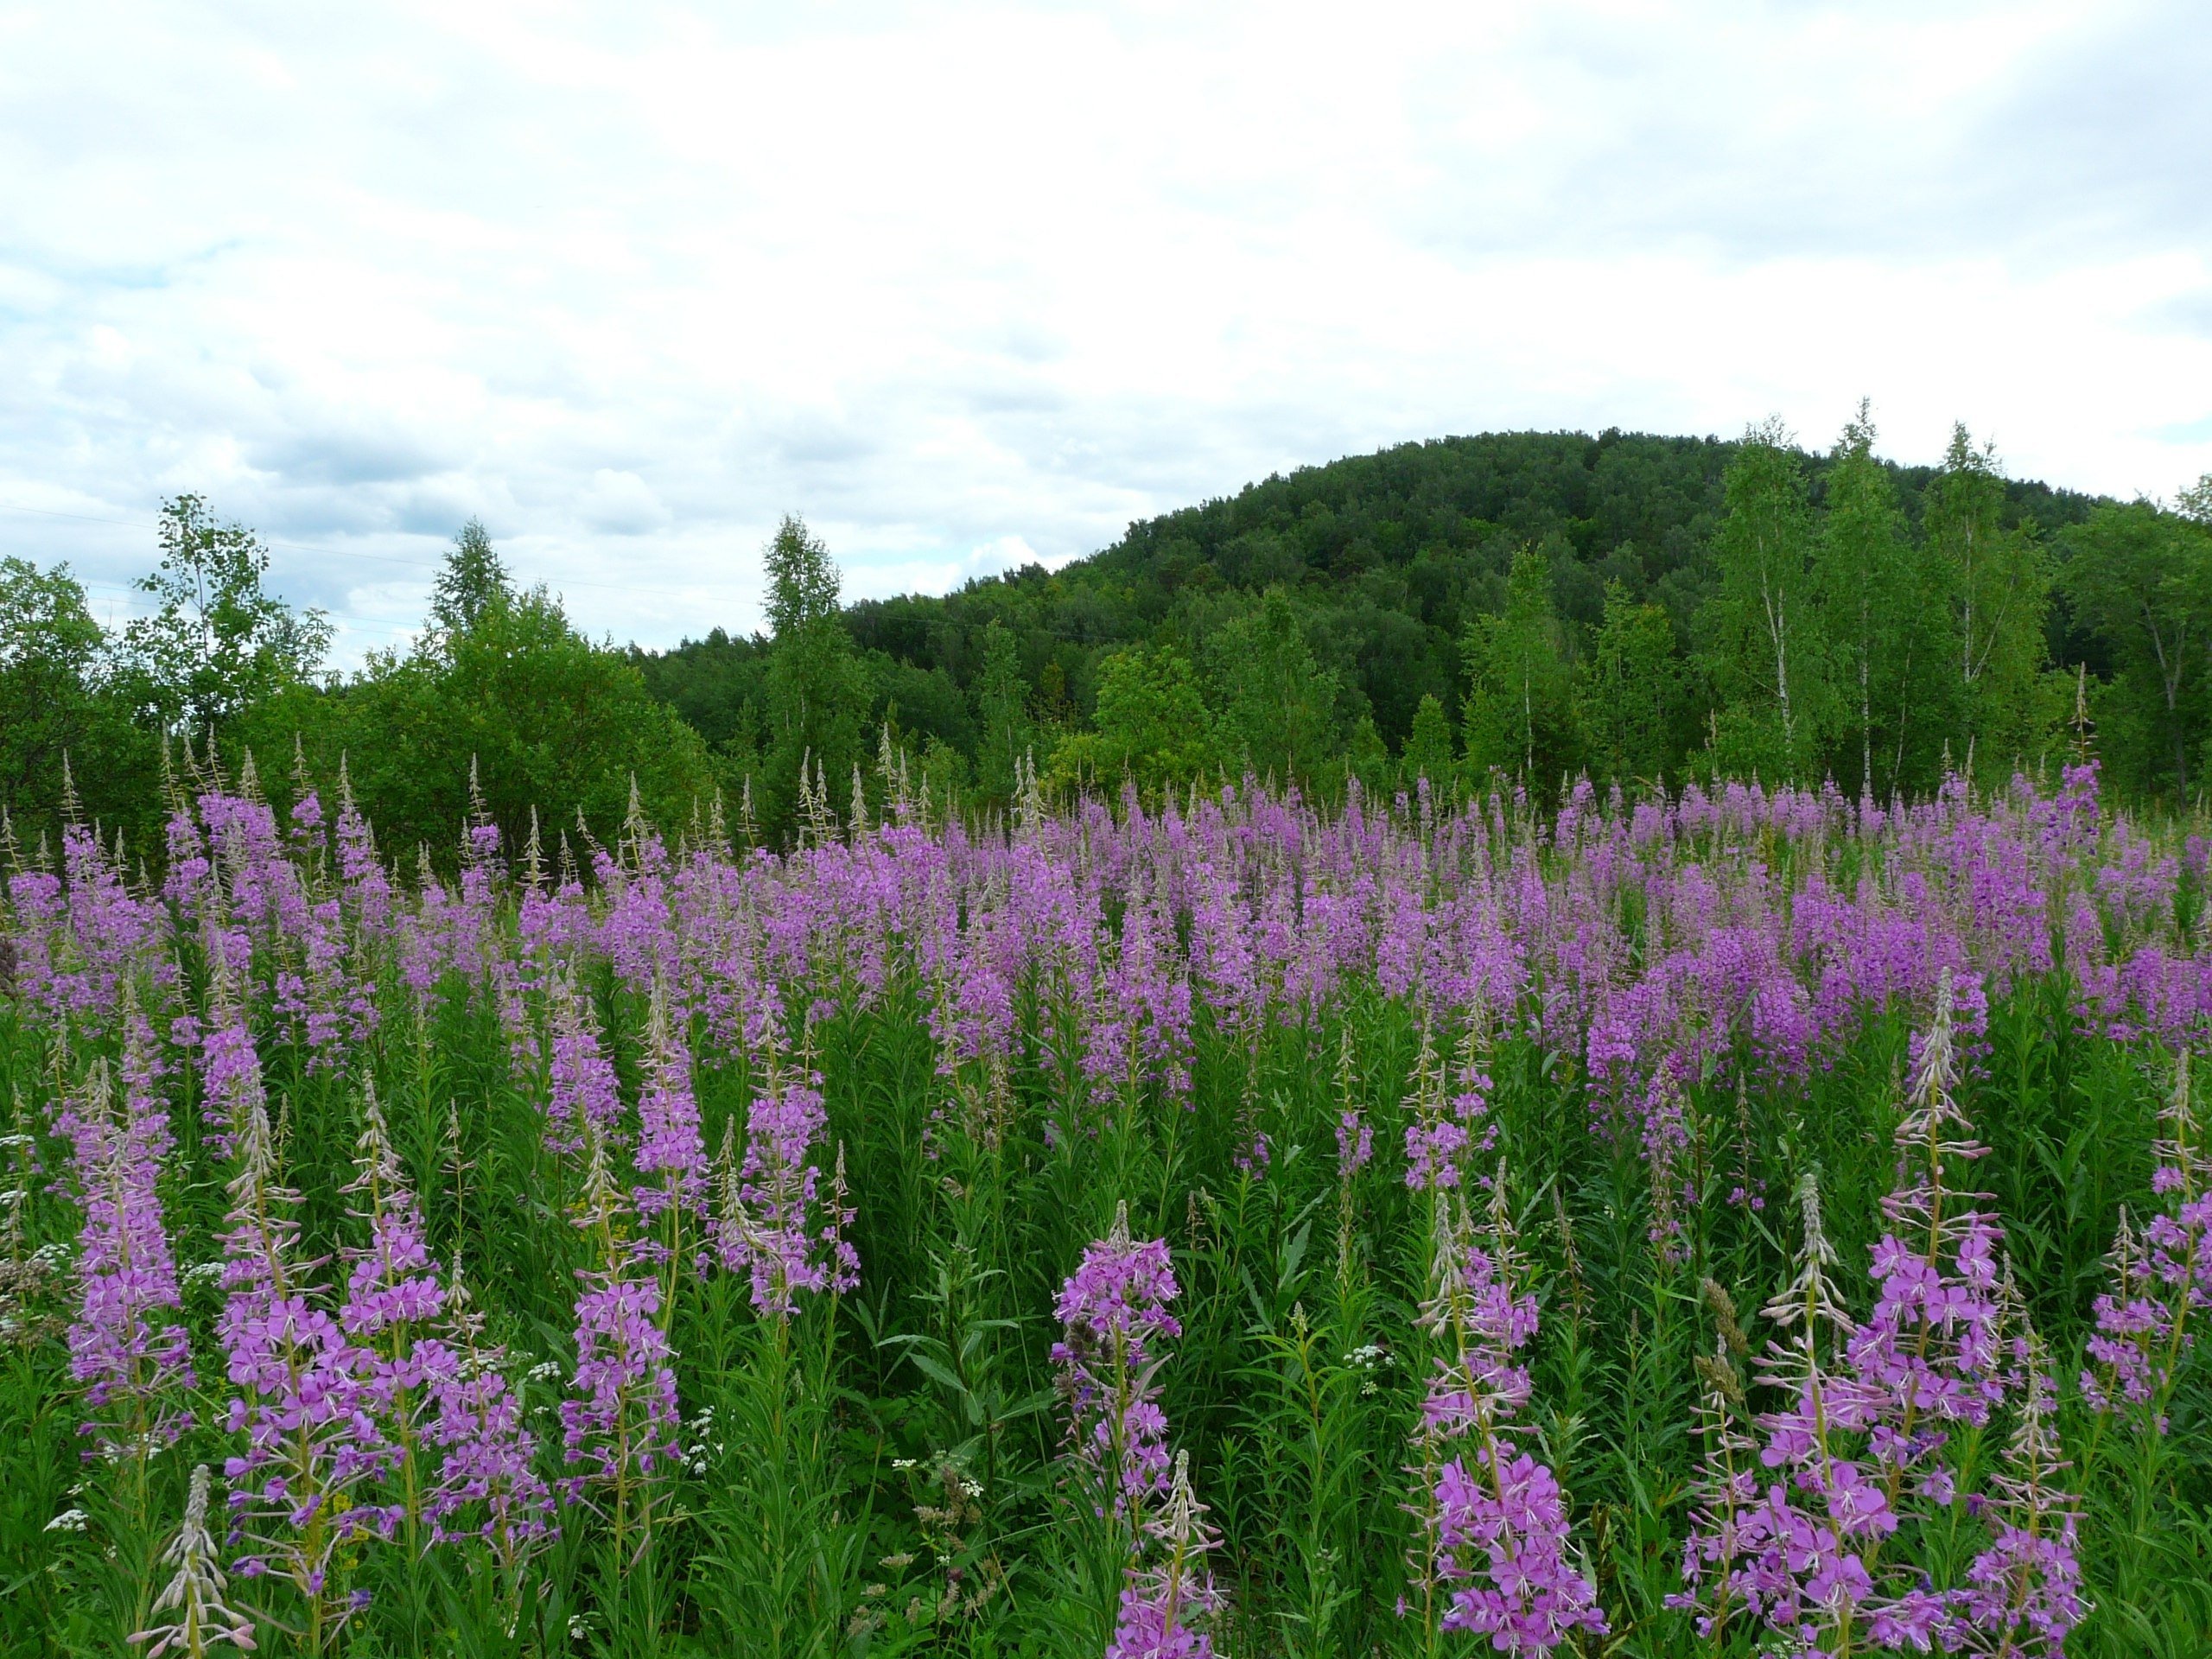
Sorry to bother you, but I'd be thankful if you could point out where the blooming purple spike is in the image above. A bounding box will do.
[63,1027,195,1462]
[2083,1050,2210,1425]
[559,1120,681,1505]
[216,1078,385,1635]
[1408,1166,1605,1652]
[1054,1203,1181,1521]
[1108,1452,1226,1659]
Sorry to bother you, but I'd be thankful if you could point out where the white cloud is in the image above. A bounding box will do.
[0,0,2206,664]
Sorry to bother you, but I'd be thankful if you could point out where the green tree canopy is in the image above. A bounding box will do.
[1049,644,1217,796]
[1702,420,1825,783]
[1461,546,1577,790]
[0,558,153,836]
[1577,581,1677,790]
[243,582,716,861]
[429,517,513,642]
[1206,589,1343,785]
[1399,692,1458,793]
[2061,499,2210,796]
[1816,407,1961,798]
[972,619,1032,803]
[120,495,333,733]
[760,516,869,828]
[1927,426,2052,776]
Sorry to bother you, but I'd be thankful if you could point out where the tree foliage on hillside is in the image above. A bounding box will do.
[9,421,2212,861]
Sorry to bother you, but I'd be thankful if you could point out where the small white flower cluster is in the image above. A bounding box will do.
[44,1508,88,1534]
[683,1405,725,1475]
[182,1261,226,1287]
[1343,1342,1395,1395]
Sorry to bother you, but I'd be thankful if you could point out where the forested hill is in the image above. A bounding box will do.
[638,423,2158,821]
[3,423,2198,862]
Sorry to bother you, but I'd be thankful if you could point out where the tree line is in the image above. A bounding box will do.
[4,416,2210,859]
[0,503,713,861]
[645,416,2212,817]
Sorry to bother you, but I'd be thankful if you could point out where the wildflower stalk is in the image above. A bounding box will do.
[128,1465,255,1657]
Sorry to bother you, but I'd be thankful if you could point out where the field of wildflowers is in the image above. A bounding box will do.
[1,753,2209,1656]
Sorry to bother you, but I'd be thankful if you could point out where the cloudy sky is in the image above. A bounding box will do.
[2,1,2207,662]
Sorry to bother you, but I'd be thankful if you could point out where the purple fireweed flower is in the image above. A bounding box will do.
[1431,1446,1605,1653]
[560,1122,681,1503]
[541,968,624,1156]
[1408,1166,1604,1652]
[215,1081,385,1625]
[1107,1452,1226,1659]
[1669,1321,1760,1643]
[1083,882,1195,1108]
[2080,1205,2166,1414]
[331,760,392,943]
[194,967,270,1163]
[63,1028,196,1461]
[1402,1024,1466,1192]
[339,1080,447,1353]
[2082,1051,2210,1423]
[335,1084,553,1564]
[715,1039,856,1317]
[630,981,709,1231]
[407,1244,556,1571]
[1947,1326,2083,1653]
[1337,1109,1374,1178]
[1846,979,2007,1480]
[1054,1203,1182,1522]
[1693,1172,1879,1648]
[1680,995,2082,1656]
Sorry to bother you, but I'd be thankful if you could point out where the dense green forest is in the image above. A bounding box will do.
[641,415,2207,818]
[6,417,2211,855]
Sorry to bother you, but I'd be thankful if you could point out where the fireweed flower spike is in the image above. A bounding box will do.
[1053,1203,1181,1532]
[632,978,708,1233]
[1680,992,2073,1653]
[1402,1019,1466,1192]
[2080,1204,2156,1414]
[336,1076,546,1555]
[338,1079,442,1319]
[1950,1319,2084,1654]
[1713,1169,1875,1649]
[63,1047,195,1466]
[130,1464,257,1656]
[632,978,709,1331]
[423,1249,554,1572]
[2083,1048,2210,1427]
[1668,1283,1757,1643]
[1410,1163,1605,1653]
[722,1039,853,1317]
[1846,976,2006,1515]
[542,968,623,1157]
[215,1082,384,1641]
[1107,1451,1227,1659]
[559,1117,681,1510]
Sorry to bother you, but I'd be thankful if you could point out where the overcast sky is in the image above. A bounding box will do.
[2,1,2207,663]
